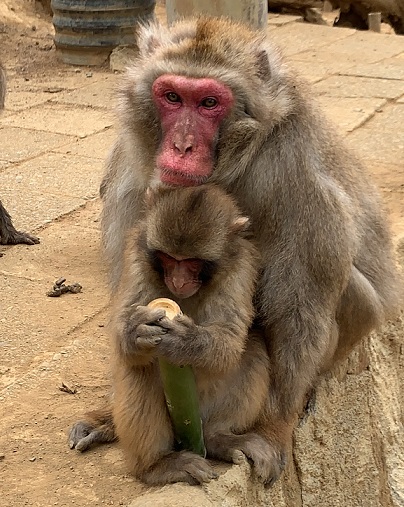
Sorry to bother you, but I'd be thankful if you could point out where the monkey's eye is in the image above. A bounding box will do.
[165,92,181,103]
[200,97,218,109]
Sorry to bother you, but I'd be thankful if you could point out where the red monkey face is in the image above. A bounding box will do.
[157,252,205,299]
[152,75,234,186]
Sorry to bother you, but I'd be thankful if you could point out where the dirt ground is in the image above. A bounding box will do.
[0,2,403,507]
[0,3,163,506]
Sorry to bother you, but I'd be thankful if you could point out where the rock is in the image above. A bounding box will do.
[109,47,139,73]
[126,316,404,506]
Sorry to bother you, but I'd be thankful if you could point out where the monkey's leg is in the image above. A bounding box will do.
[69,406,116,451]
[114,364,217,486]
[257,265,385,485]
[141,451,218,486]
[334,265,384,362]
[0,200,40,245]
[205,431,286,487]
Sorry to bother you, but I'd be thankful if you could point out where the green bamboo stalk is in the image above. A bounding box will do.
[159,358,206,457]
[148,298,206,457]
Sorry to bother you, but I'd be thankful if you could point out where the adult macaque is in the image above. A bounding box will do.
[105,184,272,485]
[0,63,40,246]
[70,17,401,484]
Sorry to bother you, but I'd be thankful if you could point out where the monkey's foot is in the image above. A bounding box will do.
[69,420,116,452]
[141,451,218,486]
[0,229,40,245]
[206,432,286,487]
[299,387,317,426]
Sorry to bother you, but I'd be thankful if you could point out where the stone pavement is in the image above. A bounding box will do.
[0,12,403,507]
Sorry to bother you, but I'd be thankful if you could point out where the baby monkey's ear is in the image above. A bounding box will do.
[231,216,250,233]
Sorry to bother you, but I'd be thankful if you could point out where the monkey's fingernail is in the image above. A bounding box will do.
[153,337,162,344]
[69,441,75,449]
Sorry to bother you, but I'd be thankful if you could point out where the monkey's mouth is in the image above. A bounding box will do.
[159,168,208,187]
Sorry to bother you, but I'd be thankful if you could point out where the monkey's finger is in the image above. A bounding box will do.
[136,324,167,337]
[136,336,163,349]
[132,307,167,324]
[156,316,190,331]
[155,316,175,330]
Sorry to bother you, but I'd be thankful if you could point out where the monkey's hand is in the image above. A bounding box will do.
[152,314,200,365]
[120,305,168,358]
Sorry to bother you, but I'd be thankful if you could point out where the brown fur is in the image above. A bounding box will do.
[99,185,271,485]
[0,63,40,246]
[69,17,402,485]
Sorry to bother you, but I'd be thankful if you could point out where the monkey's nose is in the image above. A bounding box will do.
[173,140,193,155]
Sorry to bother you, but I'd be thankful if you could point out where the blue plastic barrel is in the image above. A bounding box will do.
[51,0,156,65]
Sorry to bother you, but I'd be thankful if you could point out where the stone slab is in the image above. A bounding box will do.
[51,198,102,231]
[0,282,104,387]
[0,190,86,232]
[323,31,404,63]
[267,14,303,26]
[316,97,387,134]
[0,126,73,163]
[269,23,355,57]
[0,315,142,507]
[3,91,51,111]
[50,76,118,110]
[0,103,113,137]
[313,75,404,99]
[340,57,404,81]
[0,206,108,383]
[288,57,337,83]
[6,71,113,92]
[346,104,404,165]
[291,46,388,77]
[52,127,116,161]
[1,152,104,201]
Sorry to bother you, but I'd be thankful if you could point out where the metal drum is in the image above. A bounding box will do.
[51,0,156,66]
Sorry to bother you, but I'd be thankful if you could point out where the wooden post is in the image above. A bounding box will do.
[368,12,382,32]
[165,0,267,29]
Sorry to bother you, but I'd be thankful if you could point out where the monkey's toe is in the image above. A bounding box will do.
[185,461,218,484]
[17,231,40,245]
[231,449,246,465]
[68,421,97,451]
[254,453,283,487]
[239,438,286,487]
[1,230,40,245]
[142,452,217,485]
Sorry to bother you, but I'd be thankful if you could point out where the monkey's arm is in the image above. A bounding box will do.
[154,313,248,373]
[0,201,40,245]
[113,302,248,372]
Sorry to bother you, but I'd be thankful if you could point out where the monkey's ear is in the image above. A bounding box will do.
[232,216,250,232]
[255,50,271,80]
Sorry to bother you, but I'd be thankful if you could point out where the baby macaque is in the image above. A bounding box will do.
[111,184,272,485]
